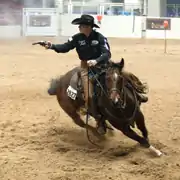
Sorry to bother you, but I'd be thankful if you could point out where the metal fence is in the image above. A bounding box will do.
[62,2,145,16]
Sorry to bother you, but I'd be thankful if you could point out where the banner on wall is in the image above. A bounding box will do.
[146,18,171,30]
[29,15,51,27]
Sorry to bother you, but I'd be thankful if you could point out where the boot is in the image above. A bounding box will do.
[90,97,106,135]
[90,96,102,120]
[137,93,148,103]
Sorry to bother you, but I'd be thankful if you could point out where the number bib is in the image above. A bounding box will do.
[66,86,77,100]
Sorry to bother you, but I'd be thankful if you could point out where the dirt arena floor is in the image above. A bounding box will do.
[0,37,180,180]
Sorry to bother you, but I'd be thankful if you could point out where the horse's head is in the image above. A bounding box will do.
[105,58,125,106]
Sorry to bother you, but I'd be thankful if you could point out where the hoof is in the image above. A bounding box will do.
[97,126,106,136]
[149,145,163,157]
[140,143,150,148]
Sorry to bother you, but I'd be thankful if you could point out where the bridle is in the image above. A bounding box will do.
[94,66,139,123]
[88,65,139,113]
[88,65,126,108]
[105,68,127,109]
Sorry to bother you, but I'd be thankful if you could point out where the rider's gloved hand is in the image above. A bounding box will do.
[44,41,52,49]
[87,60,97,67]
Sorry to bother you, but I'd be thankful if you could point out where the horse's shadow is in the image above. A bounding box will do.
[47,125,140,158]
[47,125,105,148]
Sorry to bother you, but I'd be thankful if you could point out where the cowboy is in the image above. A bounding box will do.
[40,14,111,134]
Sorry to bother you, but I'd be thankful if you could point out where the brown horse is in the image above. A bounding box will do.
[48,58,162,156]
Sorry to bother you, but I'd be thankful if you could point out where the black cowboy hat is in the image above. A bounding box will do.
[71,14,100,28]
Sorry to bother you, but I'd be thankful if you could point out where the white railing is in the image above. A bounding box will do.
[62,2,144,15]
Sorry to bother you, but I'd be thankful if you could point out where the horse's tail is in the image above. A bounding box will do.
[47,76,62,95]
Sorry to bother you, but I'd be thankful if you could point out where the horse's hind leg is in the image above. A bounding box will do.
[120,125,150,148]
[59,102,99,137]
[68,111,101,137]
[67,111,86,128]
[57,96,85,128]
[135,111,148,140]
[59,102,85,128]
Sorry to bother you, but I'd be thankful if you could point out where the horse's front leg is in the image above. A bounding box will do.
[120,125,150,148]
[119,125,162,156]
[135,110,148,140]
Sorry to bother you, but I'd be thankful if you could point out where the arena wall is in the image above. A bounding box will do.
[59,15,180,39]
[0,26,22,38]
[1,8,180,39]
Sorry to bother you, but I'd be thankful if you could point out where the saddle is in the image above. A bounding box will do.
[66,68,104,101]
[66,70,83,101]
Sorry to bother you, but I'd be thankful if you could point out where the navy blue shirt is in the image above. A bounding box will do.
[51,30,111,64]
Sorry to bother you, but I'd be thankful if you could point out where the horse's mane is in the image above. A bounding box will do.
[122,71,148,94]
[108,60,148,94]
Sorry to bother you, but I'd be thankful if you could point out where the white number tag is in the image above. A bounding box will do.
[66,86,77,100]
